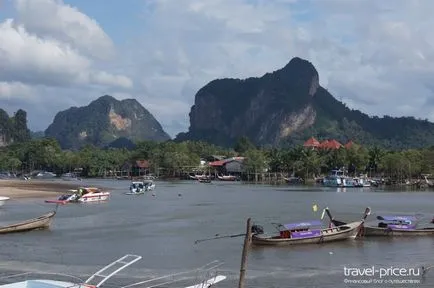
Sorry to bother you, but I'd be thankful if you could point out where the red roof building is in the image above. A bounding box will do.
[135,160,150,169]
[303,137,320,148]
[344,140,354,149]
[303,138,359,150]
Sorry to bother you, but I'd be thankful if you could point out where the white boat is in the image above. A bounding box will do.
[127,181,146,195]
[323,169,358,187]
[142,180,156,191]
[45,187,110,204]
[353,174,371,187]
[0,255,226,288]
[0,196,10,207]
[126,180,156,195]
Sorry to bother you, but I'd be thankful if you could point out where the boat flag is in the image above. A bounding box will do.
[312,203,318,212]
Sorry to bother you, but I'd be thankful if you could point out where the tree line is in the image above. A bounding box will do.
[1,136,434,180]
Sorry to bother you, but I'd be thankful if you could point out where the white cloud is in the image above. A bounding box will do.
[0,82,33,100]
[2,0,434,138]
[14,0,114,60]
[0,0,133,128]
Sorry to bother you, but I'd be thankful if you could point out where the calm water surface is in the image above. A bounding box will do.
[1,179,434,288]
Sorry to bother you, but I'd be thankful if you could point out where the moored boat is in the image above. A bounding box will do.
[143,179,156,191]
[126,180,155,195]
[251,207,371,246]
[363,215,434,236]
[0,196,10,207]
[45,187,110,204]
[0,210,56,234]
[189,174,211,181]
[61,172,81,181]
[322,169,358,187]
[127,181,146,195]
[217,174,237,181]
[353,174,371,187]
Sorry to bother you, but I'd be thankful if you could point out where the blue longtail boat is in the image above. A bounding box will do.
[363,215,434,236]
[251,207,370,246]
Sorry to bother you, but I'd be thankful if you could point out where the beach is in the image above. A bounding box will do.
[0,179,83,199]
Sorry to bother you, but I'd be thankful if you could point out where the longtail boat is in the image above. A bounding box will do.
[363,215,434,236]
[251,207,371,246]
[0,211,56,234]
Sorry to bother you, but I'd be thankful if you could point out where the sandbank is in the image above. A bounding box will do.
[0,179,86,199]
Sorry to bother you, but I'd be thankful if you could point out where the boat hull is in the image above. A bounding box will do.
[126,191,145,195]
[78,193,110,202]
[0,211,55,234]
[252,221,362,246]
[364,226,434,236]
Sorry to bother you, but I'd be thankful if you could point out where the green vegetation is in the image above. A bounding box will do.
[177,57,434,150]
[0,109,31,145]
[1,136,434,181]
[44,95,170,150]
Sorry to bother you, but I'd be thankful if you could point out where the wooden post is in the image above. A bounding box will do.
[238,218,252,288]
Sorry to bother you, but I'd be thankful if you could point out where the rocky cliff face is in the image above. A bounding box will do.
[45,95,170,150]
[176,57,321,146]
[0,108,31,147]
[176,57,434,149]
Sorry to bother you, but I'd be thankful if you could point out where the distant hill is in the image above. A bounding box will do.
[176,57,434,149]
[45,95,170,150]
[0,108,31,147]
[30,131,45,139]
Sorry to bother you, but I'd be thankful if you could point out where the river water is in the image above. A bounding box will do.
[1,179,434,288]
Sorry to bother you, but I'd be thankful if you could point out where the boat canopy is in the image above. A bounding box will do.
[131,182,144,187]
[377,215,418,222]
[387,224,417,230]
[283,220,323,230]
[78,187,101,195]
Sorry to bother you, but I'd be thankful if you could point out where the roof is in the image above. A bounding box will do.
[344,140,354,149]
[378,215,418,221]
[304,138,357,150]
[208,157,245,167]
[303,137,320,147]
[283,220,323,230]
[135,160,149,168]
[319,139,342,149]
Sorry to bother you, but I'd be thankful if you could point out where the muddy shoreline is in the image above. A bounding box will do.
[0,179,101,199]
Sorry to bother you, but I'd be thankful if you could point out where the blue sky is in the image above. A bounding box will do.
[1,0,434,137]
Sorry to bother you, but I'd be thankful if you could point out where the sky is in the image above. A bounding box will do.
[1,0,434,138]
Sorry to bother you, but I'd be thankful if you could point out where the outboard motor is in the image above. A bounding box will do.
[251,224,264,235]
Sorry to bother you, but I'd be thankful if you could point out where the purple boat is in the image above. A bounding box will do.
[364,214,434,236]
[251,207,370,246]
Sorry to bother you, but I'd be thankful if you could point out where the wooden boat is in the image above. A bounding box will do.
[363,215,434,236]
[0,255,226,288]
[0,211,56,234]
[251,207,371,246]
[198,178,212,183]
[217,175,237,181]
[189,174,211,180]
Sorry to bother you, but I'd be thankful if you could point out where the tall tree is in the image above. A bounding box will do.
[12,109,31,142]
[234,136,255,154]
